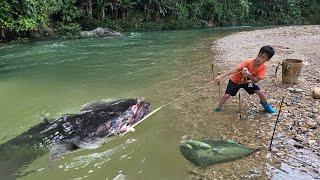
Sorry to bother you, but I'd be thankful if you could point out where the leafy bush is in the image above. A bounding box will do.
[54,23,82,38]
[2,0,320,41]
[78,17,106,31]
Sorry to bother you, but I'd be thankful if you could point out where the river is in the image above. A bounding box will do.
[0,28,245,179]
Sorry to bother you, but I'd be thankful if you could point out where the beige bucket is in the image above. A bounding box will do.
[282,59,303,84]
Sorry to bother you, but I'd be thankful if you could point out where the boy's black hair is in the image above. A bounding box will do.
[259,46,275,59]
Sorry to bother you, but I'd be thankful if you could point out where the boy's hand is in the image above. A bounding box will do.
[213,75,222,85]
[242,67,251,77]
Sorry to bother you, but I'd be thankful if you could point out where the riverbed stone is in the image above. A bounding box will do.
[311,108,319,114]
[308,140,316,144]
[307,132,316,139]
[293,135,305,142]
[312,87,320,99]
[306,119,318,129]
[308,113,316,118]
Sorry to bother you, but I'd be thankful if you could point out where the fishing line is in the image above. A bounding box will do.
[124,60,219,134]
[161,81,212,108]
[123,81,213,135]
[153,60,215,87]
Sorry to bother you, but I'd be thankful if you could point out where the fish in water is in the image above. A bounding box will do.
[0,98,150,179]
[180,139,259,167]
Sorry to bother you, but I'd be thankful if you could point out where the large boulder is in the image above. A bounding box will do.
[80,27,122,37]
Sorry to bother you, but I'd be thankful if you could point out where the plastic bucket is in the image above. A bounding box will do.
[282,59,303,84]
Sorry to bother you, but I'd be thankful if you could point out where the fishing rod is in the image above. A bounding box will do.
[239,91,242,120]
[211,62,221,98]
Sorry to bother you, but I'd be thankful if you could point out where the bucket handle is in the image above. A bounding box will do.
[274,62,282,77]
[274,62,292,77]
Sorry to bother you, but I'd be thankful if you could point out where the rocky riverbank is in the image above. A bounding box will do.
[212,25,320,179]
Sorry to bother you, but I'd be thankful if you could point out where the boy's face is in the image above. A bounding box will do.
[254,53,269,66]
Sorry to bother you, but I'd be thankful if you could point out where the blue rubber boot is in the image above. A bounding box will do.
[261,102,277,114]
[214,106,222,112]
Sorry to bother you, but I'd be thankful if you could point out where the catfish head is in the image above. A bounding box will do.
[96,99,151,136]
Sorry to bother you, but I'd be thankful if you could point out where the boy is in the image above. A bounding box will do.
[213,45,277,114]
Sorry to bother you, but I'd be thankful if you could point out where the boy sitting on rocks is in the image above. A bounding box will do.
[213,45,277,114]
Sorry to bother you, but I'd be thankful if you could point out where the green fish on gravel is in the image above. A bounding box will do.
[180,139,259,167]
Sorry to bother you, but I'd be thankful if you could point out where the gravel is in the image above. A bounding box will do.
[212,25,320,179]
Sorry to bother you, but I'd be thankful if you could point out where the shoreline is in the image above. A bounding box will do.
[211,25,320,179]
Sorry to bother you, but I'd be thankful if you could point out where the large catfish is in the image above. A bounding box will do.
[0,99,150,179]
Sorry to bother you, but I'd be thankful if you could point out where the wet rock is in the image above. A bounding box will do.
[80,27,122,38]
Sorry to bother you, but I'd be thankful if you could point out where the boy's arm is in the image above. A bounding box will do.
[214,68,238,85]
[213,59,250,85]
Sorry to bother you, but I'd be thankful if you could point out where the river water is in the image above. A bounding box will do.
[0,28,246,179]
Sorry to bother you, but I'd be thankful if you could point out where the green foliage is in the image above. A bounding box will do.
[54,23,82,38]
[10,37,30,43]
[248,0,320,25]
[1,0,320,41]
[78,17,106,31]
[58,0,83,22]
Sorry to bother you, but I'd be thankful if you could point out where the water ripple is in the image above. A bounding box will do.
[61,138,137,171]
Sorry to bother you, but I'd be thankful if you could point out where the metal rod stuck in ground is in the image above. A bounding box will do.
[269,97,285,151]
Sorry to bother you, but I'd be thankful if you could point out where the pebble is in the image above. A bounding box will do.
[312,87,320,99]
[311,108,319,113]
[308,113,316,118]
[293,135,304,142]
[307,132,315,138]
[308,140,316,144]
[297,126,307,132]
[306,119,318,129]
[293,143,304,149]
